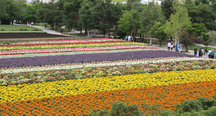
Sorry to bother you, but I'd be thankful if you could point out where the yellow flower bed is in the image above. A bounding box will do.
[0,42,146,50]
[0,69,216,103]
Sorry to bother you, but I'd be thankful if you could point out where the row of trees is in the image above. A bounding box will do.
[0,0,216,50]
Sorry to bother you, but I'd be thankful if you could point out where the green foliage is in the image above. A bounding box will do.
[109,102,142,116]
[161,0,173,20]
[202,33,213,48]
[176,97,215,112]
[88,101,142,116]
[203,106,216,116]
[164,0,191,43]
[149,22,168,46]
[139,1,164,37]
[187,23,207,37]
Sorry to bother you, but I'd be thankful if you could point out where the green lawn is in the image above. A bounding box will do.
[0,25,42,31]
[183,44,216,53]
[34,23,50,27]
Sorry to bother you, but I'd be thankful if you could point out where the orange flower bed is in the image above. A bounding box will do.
[0,80,215,116]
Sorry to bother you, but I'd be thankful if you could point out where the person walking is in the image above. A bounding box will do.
[205,49,208,57]
[167,42,171,50]
[132,36,134,42]
[45,24,47,29]
[194,47,197,56]
[170,43,173,51]
[175,43,178,52]
[128,35,131,41]
[125,35,128,41]
[210,49,214,59]
[134,36,136,42]
[199,48,203,57]
[208,49,212,58]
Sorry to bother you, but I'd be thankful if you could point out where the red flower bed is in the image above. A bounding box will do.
[0,41,128,47]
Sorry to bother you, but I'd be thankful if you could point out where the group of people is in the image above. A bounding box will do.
[194,48,214,59]
[167,42,183,52]
[27,22,33,26]
[125,35,136,42]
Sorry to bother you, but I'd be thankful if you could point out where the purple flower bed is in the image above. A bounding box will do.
[0,50,194,68]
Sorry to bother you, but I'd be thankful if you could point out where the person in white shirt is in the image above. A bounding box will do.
[208,49,212,58]
[128,35,131,41]
[167,42,171,50]
[170,43,173,51]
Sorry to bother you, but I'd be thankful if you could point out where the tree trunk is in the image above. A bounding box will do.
[108,27,110,38]
[55,23,57,31]
[159,39,162,47]
[171,37,172,41]
[150,36,152,44]
[11,20,13,25]
[140,33,141,40]
[88,31,89,38]
[80,28,82,34]
[52,23,54,29]
[85,28,87,35]
[186,44,189,52]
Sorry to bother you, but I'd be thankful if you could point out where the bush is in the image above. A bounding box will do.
[176,97,215,112]
[88,101,142,116]
[203,106,216,116]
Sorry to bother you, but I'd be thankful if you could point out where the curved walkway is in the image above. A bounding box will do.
[31,25,73,37]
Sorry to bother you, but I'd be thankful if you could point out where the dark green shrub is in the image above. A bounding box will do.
[176,97,215,112]
[203,106,216,116]
[109,102,142,116]
[140,103,174,116]
[88,102,142,116]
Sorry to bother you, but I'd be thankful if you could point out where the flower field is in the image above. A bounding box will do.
[0,38,215,116]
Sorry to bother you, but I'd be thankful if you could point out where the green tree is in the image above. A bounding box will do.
[187,23,207,37]
[140,1,164,44]
[149,22,168,47]
[161,0,173,21]
[202,33,213,48]
[79,0,95,35]
[91,0,122,38]
[179,29,196,52]
[164,0,191,44]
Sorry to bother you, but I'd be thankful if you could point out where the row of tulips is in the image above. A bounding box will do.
[0,45,154,55]
[0,42,147,50]
[0,49,159,59]
[0,40,131,47]
[0,69,216,103]
[0,57,206,74]
[13,38,120,45]
[0,80,215,116]
[16,38,114,44]
[0,59,214,86]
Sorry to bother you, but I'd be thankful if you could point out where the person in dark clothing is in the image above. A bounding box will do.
[199,48,203,57]
[134,36,136,42]
[45,24,47,28]
[194,47,197,56]
[60,29,63,33]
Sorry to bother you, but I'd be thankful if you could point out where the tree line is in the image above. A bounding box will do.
[1,0,216,50]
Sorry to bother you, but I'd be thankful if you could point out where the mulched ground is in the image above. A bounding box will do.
[0,33,68,39]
